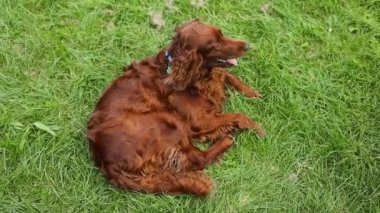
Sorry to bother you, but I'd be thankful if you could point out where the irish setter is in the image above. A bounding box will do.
[86,20,265,196]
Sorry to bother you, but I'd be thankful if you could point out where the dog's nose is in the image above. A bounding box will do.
[243,43,251,51]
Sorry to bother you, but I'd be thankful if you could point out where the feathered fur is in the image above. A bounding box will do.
[86,20,265,196]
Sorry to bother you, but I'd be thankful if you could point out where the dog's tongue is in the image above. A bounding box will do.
[227,58,238,66]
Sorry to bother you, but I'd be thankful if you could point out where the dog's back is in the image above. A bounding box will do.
[86,53,217,196]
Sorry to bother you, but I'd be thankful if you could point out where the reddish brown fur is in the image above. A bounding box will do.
[86,20,265,196]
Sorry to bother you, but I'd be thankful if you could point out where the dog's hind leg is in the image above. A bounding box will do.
[107,164,213,196]
[182,135,234,170]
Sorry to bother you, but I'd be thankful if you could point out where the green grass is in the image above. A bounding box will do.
[1,0,379,212]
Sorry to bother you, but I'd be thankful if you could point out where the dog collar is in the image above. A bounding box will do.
[165,51,173,74]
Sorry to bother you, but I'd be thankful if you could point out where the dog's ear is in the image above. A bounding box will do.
[165,48,205,91]
[175,19,201,34]
[165,19,206,90]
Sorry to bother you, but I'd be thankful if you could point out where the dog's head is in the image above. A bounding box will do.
[166,19,251,90]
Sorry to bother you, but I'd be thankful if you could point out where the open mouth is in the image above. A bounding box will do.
[214,58,238,68]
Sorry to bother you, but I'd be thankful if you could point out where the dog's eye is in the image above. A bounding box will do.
[210,42,221,49]
[214,37,225,47]
[207,40,220,47]
[216,34,224,44]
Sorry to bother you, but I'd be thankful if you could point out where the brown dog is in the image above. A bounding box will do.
[86,20,265,196]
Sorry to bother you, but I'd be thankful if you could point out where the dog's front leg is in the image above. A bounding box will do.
[191,113,266,140]
[225,72,262,98]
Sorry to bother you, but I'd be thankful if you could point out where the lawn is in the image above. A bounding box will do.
[1,0,379,212]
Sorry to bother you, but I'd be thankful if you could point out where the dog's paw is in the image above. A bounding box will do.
[245,90,262,99]
[235,116,266,138]
[235,114,256,130]
[253,124,266,138]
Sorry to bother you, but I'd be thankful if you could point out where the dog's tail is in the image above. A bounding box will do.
[105,167,212,197]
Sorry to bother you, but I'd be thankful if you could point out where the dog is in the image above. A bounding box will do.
[86,20,265,196]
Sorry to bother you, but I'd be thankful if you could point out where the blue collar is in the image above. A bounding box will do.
[165,51,173,74]
[165,51,173,63]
